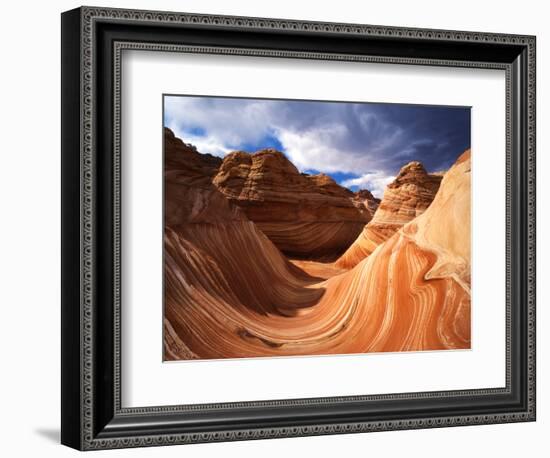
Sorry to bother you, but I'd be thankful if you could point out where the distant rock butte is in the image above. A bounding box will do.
[336,160,442,269]
[353,189,381,216]
[212,147,379,260]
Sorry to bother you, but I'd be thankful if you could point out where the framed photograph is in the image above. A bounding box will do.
[61,6,536,450]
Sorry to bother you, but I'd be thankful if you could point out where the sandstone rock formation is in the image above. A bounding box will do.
[164,147,471,359]
[212,149,378,260]
[336,160,442,269]
[165,128,379,260]
[405,150,471,290]
[353,189,381,216]
[164,128,328,359]
[164,127,245,224]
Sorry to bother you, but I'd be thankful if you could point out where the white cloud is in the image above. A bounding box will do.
[164,96,277,148]
[164,97,395,174]
[275,125,370,173]
[164,96,401,195]
[342,171,394,198]
[167,122,232,157]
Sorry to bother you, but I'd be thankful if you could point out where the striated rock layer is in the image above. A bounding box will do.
[212,149,378,260]
[336,160,442,269]
[164,151,471,359]
[164,127,245,225]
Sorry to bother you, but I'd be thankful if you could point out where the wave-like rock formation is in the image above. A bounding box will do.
[164,150,471,359]
[336,161,442,269]
[212,149,378,260]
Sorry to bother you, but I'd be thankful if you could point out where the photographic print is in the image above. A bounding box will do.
[163,95,471,361]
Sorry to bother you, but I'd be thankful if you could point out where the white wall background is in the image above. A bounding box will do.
[0,0,545,456]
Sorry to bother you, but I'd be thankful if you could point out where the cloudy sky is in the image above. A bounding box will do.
[164,95,470,198]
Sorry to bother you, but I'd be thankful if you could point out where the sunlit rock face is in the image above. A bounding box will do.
[336,160,442,269]
[212,148,379,260]
[406,149,471,290]
[164,129,471,359]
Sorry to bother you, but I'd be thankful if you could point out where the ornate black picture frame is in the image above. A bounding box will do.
[61,6,536,450]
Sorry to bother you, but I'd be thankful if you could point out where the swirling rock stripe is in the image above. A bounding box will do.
[256,221,365,261]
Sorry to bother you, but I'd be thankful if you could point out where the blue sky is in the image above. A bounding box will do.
[164,95,470,197]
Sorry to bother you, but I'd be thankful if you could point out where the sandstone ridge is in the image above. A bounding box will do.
[336,159,443,268]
